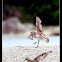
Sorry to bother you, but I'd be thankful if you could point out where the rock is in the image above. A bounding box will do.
[50,27,60,35]
[2,17,35,34]
[44,26,60,36]
[24,23,35,30]
[2,17,26,34]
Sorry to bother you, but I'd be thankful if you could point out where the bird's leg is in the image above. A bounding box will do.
[33,36,39,44]
[33,33,41,47]
[36,40,40,48]
[33,40,40,48]
[33,42,38,44]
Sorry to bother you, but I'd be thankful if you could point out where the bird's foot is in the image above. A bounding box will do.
[33,40,40,48]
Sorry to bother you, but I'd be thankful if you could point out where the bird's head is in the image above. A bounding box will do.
[24,57,30,61]
[25,57,29,60]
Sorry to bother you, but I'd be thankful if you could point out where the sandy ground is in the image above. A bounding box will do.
[2,45,60,62]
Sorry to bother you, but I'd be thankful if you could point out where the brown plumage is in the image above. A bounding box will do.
[36,16,43,33]
[28,16,49,47]
[25,51,52,62]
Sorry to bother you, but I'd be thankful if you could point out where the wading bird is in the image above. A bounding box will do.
[28,16,49,47]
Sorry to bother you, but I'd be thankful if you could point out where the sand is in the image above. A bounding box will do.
[2,45,60,62]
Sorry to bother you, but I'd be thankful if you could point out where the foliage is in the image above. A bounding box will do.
[4,0,59,25]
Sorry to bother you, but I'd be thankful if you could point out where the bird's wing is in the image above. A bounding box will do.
[34,53,48,62]
[36,16,42,23]
[34,51,52,62]
[36,17,44,33]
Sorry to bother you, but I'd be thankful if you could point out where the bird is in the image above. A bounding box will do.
[28,16,49,47]
[24,51,52,62]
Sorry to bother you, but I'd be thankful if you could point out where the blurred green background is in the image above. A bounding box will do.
[3,0,59,26]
